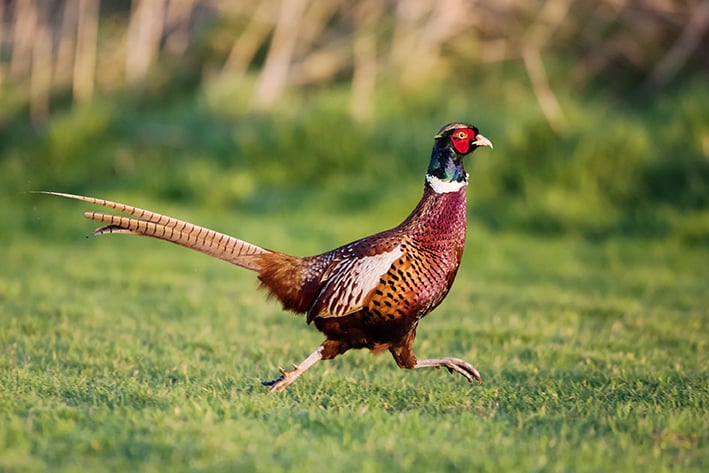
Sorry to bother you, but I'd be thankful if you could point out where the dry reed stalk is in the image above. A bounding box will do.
[350,0,381,121]
[10,0,37,81]
[223,2,275,75]
[55,0,79,88]
[0,1,5,86]
[165,0,194,55]
[254,0,309,109]
[125,0,166,90]
[523,0,571,134]
[0,0,703,119]
[647,0,709,89]
[30,4,52,122]
[73,0,99,104]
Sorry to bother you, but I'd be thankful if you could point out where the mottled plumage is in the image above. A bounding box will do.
[41,122,492,392]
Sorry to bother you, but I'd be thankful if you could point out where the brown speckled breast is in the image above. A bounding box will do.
[313,184,467,348]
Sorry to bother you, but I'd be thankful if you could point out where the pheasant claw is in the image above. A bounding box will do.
[261,346,324,393]
[414,357,482,384]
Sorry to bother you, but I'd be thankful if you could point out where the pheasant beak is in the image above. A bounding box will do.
[472,134,493,149]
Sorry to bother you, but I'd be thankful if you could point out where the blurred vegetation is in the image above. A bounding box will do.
[1,5,707,470]
[0,0,707,244]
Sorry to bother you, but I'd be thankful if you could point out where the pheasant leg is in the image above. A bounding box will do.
[414,357,482,384]
[262,345,324,393]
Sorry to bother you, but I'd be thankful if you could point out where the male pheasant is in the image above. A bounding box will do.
[42,122,492,392]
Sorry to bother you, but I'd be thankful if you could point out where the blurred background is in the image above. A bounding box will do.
[0,0,707,244]
[1,4,708,470]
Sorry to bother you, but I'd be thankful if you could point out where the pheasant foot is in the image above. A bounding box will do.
[262,346,324,393]
[414,357,482,384]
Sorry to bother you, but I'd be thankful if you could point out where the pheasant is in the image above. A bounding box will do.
[41,122,492,392]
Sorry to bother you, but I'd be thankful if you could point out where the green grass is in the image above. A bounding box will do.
[1,73,708,471]
[1,203,707,472]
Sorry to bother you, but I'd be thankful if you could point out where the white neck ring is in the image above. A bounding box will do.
[425,173,468,193]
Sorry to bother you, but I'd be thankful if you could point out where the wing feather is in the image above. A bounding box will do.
[307,244,403,322]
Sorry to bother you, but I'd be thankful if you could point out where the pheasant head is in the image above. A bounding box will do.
[426,122,493,192]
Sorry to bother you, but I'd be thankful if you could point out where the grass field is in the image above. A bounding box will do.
[1,77,708,471]
[1,192,707,472]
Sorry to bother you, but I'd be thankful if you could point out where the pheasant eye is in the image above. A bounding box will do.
[455,131,468,140]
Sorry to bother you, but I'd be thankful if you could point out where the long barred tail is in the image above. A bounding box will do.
[39,191,272,271]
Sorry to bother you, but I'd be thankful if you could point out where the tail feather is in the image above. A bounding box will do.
[39,191,271,271]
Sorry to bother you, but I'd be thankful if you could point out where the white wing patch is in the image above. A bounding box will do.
[315,245,404,318]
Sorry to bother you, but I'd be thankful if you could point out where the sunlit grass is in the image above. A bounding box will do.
[1,77,707,471]
[1,210,707,472]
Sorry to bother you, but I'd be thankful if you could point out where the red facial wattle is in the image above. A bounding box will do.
[450,128,476,155]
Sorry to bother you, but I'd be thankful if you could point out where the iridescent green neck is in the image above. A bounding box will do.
[426,144,466,183]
